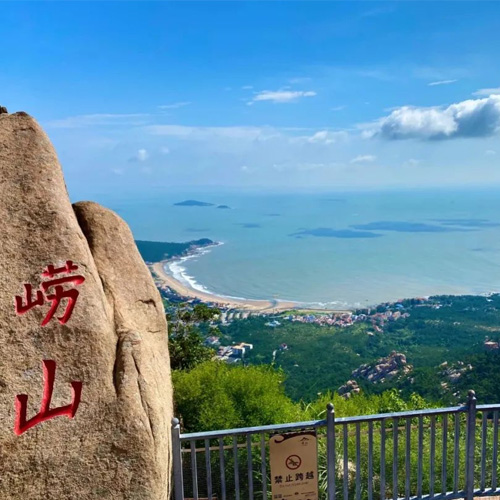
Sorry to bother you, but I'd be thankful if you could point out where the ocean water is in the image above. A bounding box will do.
[93,188,500,309]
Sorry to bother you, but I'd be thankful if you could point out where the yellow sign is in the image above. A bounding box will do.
[269,431,318,500]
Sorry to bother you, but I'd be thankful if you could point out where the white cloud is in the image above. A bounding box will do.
[485,150,497,156]
[146,125,266,140]
[428,79,457,86]
[331,105,346,111]
[473,87,500,97]
[249,89,317,104]
[160,146,170,154]
[365,95,500,140]
[403,158,420,167]
[51,108,500,191]
[46,113,150,128]
[130,148,149,162]
[158,101,191,110]
[351,154,376,163]
[286,130,348,146]
[147,124,347,149]
[412,66,468,82]
[305,130,346,145]
[242,85,253,90]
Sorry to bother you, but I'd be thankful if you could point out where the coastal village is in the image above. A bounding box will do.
[155,266,431,362]
[203,303,415,362]
[148,246,479,343]
[154,268,500,373]
[151,257,500,405]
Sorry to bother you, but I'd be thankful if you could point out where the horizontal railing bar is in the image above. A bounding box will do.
[181,419,463,453]
[184,442,257,453]
[180,419,326,440]
[477,404,500,411]
[176,399,500,500]
[468,488,500,497]
[179,406,469,440]
[335,406,466,424]
[396,490,469,500]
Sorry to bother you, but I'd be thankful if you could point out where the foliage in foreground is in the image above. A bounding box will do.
[172,360,433,433]
[173,362,500,500]
[173,361,302,432]
[169,325,215,371]
[167,294,500,500]
[168,303,220,370]
[174,361,476,500]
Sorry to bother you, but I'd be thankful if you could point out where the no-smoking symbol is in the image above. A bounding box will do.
[285,455,301,470]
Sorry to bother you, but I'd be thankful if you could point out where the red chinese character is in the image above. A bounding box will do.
[14,360,82,436]
[14,260,85,326]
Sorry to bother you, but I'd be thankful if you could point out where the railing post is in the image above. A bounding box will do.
[466,390,477,500]
[172,417,185,500]
[327,403,336,500]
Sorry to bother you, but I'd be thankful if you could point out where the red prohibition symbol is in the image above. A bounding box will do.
[285,455,302,470]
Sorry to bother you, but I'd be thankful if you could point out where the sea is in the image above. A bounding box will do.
[92,188,500,310]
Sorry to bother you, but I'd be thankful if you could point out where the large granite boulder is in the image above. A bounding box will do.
[0,111,173,498]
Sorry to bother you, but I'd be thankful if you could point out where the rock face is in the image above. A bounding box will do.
[352,351,412,384]
[484,340,500,351]
[0,111,173,499]
[337,380,361,399]
[440,361,472,384]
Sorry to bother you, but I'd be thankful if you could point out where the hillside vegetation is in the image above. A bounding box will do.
[219,294,500,404]
[167,295,500,500]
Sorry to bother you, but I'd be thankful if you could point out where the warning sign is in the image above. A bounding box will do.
[269,431,318,500]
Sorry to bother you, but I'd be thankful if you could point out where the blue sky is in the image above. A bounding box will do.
[2,1,500,198]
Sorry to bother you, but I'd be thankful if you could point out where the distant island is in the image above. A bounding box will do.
[217,205,231,209]
[136,238,217,263]
[174,200,214,207]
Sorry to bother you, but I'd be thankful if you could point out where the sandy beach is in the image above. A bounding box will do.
[150,261,301,312]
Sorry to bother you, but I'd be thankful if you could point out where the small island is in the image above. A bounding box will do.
[135,238,217,263]
[217,205,231,209]
[174,200,214,207]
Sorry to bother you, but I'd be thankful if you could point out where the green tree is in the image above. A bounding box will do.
[192,303,220,322]
[305,388,431,421]
[168,325,214,371]
[172,361,302,432]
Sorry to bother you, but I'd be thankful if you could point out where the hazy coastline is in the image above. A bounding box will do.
[150,237,500,314]
[151,260,302,312]
[149,242,351,312]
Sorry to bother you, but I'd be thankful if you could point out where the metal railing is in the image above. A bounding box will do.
[172,391,500,500]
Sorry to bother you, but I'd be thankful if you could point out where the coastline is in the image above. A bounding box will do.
[149,259,499,315]
[147,242,500,315]
[150,260,302,312]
